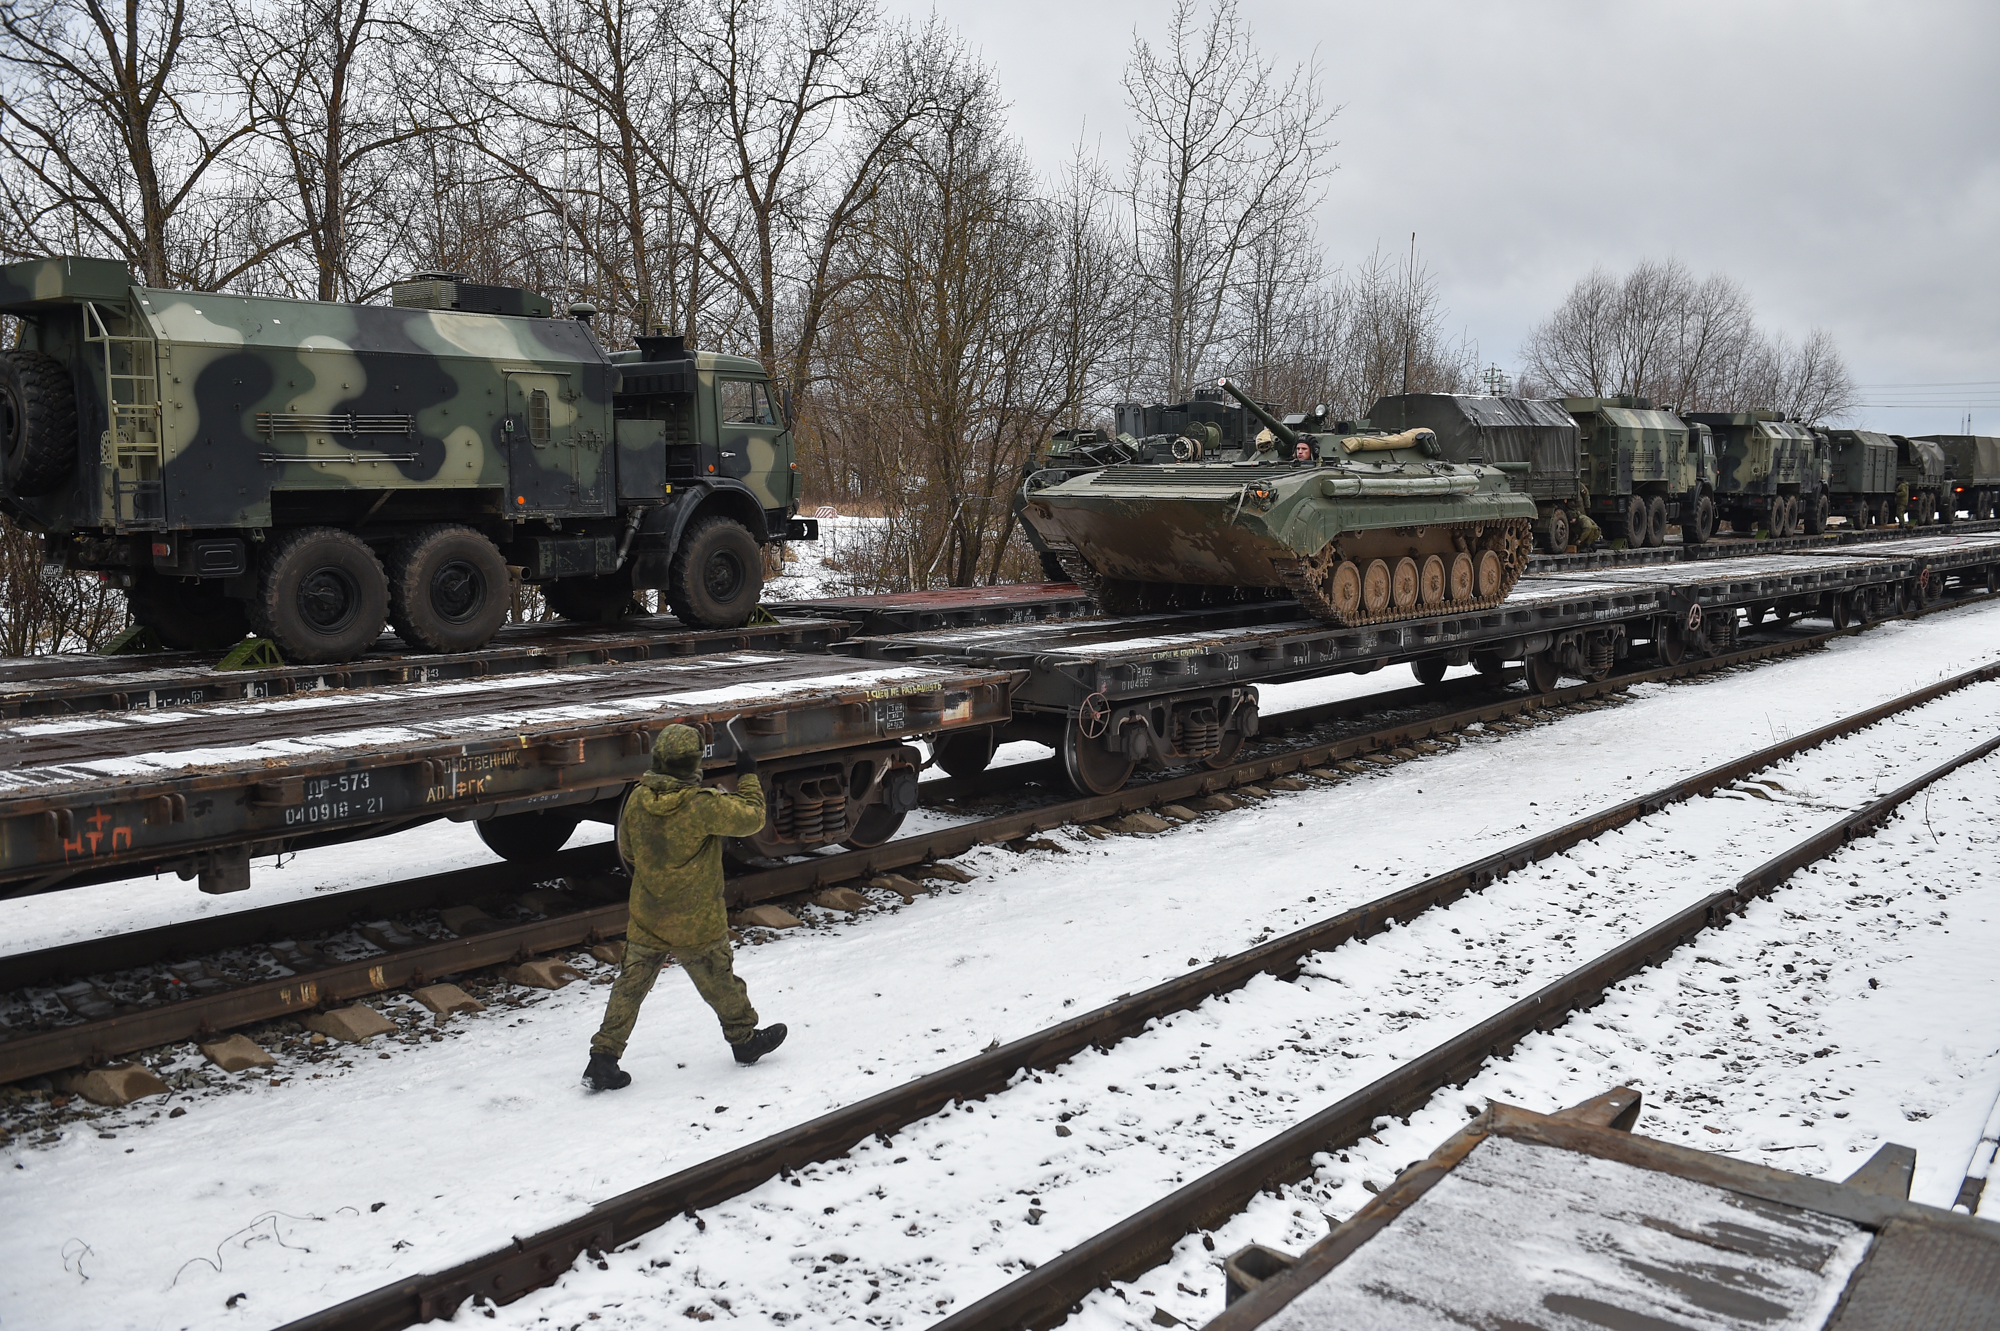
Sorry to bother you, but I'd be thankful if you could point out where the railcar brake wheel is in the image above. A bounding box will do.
[1417,555,1446,606]
[1360,559,1391,614]
[1061,727,1134,795]
[1327,561,1362,617]
[1448,553,1474,602]
[1390,557,1419,610]
[1474,550,1502,600]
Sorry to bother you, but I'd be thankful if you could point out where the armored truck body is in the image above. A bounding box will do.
[1683,410,1830,537]
[1563,396,1719,548]
[1891,435,1952,526]
[1367,393,1584,553]
[0,256,806,661]
[1913,434,2000,520]
[1820,428,1900,529]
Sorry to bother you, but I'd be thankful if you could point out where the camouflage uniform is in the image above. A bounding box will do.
[591,726,766,1055]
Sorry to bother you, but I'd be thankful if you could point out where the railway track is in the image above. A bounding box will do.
[0,597,1958,1089]
[267,653,2000,1331]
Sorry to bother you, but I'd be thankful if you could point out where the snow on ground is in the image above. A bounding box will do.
[0,598,1996,1329]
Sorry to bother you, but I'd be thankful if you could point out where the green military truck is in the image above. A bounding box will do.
[0,256,810,661]
[1913,434,2000,520]
[1562,396,1719,547]
[1820,428,1900,529]
[1368,394,1586,553]
[1890,435,1952,525]
[1683,410,1830,536]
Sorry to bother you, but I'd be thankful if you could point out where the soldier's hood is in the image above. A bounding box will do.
[632,771,700,812]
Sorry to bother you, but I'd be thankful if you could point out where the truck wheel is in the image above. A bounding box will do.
[1803,493,1829,535]
[1540,508,1570,555]
[387,525,509,654]
[0,350,78,497]
[545,568,639,624]
[1683,493,1715,545]
[669,516,762,628]
[250,527,389,663]
[126,574,250,651]
[1646,495,1668,548]
[476,808,583,861]
[1620,495,1648,547]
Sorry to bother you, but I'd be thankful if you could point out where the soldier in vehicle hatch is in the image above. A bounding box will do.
[584,724,788,1091]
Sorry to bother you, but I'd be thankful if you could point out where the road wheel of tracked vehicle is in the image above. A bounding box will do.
[1541,508,1570,555]
[1411,656,1449,686]
[1523,651,1562,693]
[667,516,762,628]
[1390,557,1419,610]
[1646,495,1668,548]
[0,350,77,498]
[127,574,250,651]
[1417,555,1446,607]
[476,808,583,861]
[1474,550,1503,600]
[1682,492,1715,545]
[1620,495,1648,547]
[1327,561,1362,618]
[387,525,509,654]
[547,567,639,624]
[1448,552,1474,601]
[1360,560,1391,614]
[1062,726,1134,796]
[250,527,389,663]
[932,726,997,778]
[1804,492,1830,535]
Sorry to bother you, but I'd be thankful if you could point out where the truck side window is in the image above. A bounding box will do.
[528,389,551,444]
[719,379,775,426]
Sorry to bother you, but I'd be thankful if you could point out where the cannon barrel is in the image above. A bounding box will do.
[1217,378,1299,447]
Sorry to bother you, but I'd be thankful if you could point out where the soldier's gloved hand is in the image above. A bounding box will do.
[735,746,758,777]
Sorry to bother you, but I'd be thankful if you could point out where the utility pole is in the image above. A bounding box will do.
[1482,363,1508,396]
[1401,232,1416,397]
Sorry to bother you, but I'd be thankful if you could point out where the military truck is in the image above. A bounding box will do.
[1367,394,1585,553]
[1890,435,1952,525]
[1913,434,2000,520]
[1682,410,1830,536]
[1820,428,1900,529]
[0,256,809,662]
[1563,396,1719,547]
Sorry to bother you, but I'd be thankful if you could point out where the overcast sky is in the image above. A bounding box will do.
[908,0,1999,434]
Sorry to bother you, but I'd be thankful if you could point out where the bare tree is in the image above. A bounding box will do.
[1121,0,1335,400]
[1752,326,1857,427]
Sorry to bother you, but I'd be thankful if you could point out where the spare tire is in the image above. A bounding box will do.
[0,350,78,497]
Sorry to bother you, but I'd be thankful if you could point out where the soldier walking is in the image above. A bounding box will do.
[583,724,787,1091]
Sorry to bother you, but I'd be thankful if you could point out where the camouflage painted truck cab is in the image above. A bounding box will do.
[1683,410,1830,537]
[1367,394,1585,553]
[0,256,806,662]
[1820,428,1900,529]
[1913,434,2000,520]
[1564,396,1718,547]
[1890,435,1952,526]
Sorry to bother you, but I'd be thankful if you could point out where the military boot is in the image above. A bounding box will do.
[583,1051,631,1091]
[731,1024,788,1065]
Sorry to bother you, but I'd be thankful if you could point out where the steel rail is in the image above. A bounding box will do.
[1527,515,2000,574]
[934,728,2000,1331]
[0,619,1868,1083]
[270,661,2000,1331]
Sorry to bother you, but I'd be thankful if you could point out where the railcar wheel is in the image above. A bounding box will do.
[1646,495,1668,548]
[1417,555,1446,606]
[250,527,390,663]
[1411,657,1449,686]
[476,808,583,861]
[1541,508,1570,555]
[1327,561,1362,618]
[932,727,997,778]
[387,524,509,654]
[1474,550,1503,600]
[1656,621,1686,666]
[1986,566,1997,594]
[1449,552,1474,602]
[669,516,763,628]
[1203,727,1247,769]
[1683,493,1715,545]
[1390,557,1419,610]
[1522,652,1562,693]
[127,574,251,651]
[1829,593,1851,630]
[1061,728,1134,795]
[1360,559,1391,614]
[844,804,909,849]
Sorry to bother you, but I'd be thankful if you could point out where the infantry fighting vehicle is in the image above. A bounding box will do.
[1820,428,1901,529]
[0,256,809,662]
[1914,434,2000,520]
[1683,410,1830,536]
[1891,435,1952,525]
[1017,379,1538,626]
[1563,396,1719,547]
[1366,393,1586,553]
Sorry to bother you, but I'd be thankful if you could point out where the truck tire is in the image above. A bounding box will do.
[387,524,509,654]
[1803,492,1829,535]
[250,527,390,663]
[1683,493,1715,545]
[1540,507,1570,555]
[545,568,639,624]
[1619,495,1648,547]
[669,516,762,628]
[1646,495,1668,548]
[0,350,78,497]
[126,574,250,651]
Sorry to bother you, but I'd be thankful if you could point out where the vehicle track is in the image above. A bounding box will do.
[0,609,1920,1088]
[269,659,2000,1330]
